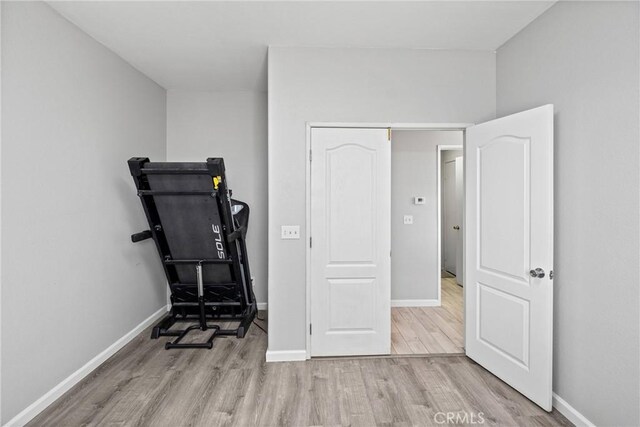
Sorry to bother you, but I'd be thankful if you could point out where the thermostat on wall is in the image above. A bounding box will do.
[414,196,425,205]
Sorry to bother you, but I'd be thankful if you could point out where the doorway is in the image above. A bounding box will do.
[306,124,469,358]
[389,130,464,355]
[307,106,554,410]
[306,126,468,357]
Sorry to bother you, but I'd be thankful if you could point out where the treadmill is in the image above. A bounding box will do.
[128,157,257,349]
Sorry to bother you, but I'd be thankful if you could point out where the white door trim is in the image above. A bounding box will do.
[305,122,472,359]
[436,144,463,307]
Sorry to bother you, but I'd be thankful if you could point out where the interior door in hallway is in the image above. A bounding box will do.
[443,159,458,276]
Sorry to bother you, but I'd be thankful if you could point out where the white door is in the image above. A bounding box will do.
[443,160,458,275]
[454,156,464,286]
[465,105,554,410]
[310,127,391,357]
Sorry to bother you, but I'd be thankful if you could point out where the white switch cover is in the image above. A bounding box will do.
[281,225,300,239]
[403,215,413,225]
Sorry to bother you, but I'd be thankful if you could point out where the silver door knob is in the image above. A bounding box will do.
[453,225,460,230]
[529,268,545,278]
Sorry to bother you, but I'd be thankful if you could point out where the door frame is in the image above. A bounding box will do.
[305,122,472,359]
[437,144,464,304]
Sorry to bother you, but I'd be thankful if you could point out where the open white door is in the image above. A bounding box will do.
[310,127,391,357]
[465,105,554,410]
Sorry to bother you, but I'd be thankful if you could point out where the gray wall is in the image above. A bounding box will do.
[166,90,268,304]
[268,47,496,354]
[1,2,167,422]
[497,2,639,425]
[391,131,462,302]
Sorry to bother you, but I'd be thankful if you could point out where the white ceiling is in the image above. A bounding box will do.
[48,1,555,91]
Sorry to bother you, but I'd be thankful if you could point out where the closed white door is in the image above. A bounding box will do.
[465,105,554,410]
[310,127,391,357]
[443,160,458,275]
[454,156,464,286]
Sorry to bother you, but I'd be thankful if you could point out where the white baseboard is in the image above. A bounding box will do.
[391,299,440,307]
[257,302,268,310]
[552,393,595,427]
[265,349,307,363]
[5,305,170,427]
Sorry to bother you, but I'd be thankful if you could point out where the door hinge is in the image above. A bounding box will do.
[310,324,312,335]
[309,237,312,248]
[309,150,312,162]
[387,128,392,141]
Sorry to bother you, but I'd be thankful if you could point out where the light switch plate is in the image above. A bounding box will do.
[403,215,413,225]
[281,225,300,239]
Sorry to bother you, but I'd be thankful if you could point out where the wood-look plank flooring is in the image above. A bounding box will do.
[30,310,571,427]
[392,277,464,355]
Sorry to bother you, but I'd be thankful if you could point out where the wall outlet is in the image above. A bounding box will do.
[281,225,300,239]
[403,215,413,225]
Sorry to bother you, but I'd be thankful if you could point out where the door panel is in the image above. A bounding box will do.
[328,278,376,330]
[478,284,530,367]
[478,137,530,280]
[466,105,554,411]
[327,145,376,262]
[311,128,391,357]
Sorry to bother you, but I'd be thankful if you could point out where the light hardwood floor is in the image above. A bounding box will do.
[29,310,572,427]
[392,277,463,355]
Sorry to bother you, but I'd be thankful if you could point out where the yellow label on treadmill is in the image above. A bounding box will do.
[213,176,222,190]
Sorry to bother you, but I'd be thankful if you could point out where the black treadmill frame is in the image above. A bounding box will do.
[128,157,257,349]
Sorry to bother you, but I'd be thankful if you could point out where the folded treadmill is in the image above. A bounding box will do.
[128,157,257,349]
